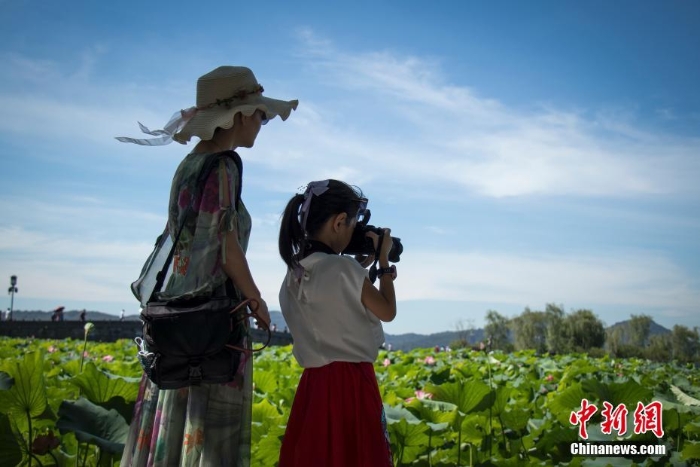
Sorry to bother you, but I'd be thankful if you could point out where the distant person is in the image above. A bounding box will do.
[118,65,296,467]
[120,309,125,321]
[79,309,86,322]
[277,179,397,466]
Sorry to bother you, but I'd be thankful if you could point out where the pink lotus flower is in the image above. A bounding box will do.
[383,358,391,367]
[545,374,554,382]
[102,355,114,363]
[406,390,433,403]
[47,345,57,353]
[83,351,89,358]
[424,356,436,366]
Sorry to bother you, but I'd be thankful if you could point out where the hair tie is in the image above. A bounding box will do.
[296,180,330,266]
[299,180,330,233]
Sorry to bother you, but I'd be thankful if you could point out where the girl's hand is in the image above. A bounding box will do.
[366,229,393,265]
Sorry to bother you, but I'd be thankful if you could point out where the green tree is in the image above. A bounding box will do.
[627,314,653,348]
[484,310,512,352]
[544,303,568,354]
[565,309,605,351]
[510,307,548,353]
[671,325,700,363]
[644,333,672,362]
[605,326,623,357]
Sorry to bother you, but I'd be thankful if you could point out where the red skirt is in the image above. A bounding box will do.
[278,361,393,467]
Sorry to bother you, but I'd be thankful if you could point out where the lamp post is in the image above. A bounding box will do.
[8,275,17,321]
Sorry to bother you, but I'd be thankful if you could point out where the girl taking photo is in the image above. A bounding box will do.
[277,179,396,467]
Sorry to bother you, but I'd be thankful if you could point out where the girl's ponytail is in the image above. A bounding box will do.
[279,194,306,270]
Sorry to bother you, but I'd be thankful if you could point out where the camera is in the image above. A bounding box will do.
[342,209,403,262]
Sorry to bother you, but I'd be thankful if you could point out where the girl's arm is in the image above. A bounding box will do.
[361,229,396,322]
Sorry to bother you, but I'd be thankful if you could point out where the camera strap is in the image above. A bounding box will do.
[367,230,385,283]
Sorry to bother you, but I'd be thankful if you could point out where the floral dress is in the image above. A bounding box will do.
[120,151,253,467]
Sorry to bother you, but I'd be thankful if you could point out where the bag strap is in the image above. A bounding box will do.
[226,298,272,353]
[150,152,243,301]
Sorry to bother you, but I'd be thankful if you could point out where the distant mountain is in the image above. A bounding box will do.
[608,319,670,335]
[266,311,486,351]
[385,330,486,352]
[386,319,673,352]
[607,319,671,341]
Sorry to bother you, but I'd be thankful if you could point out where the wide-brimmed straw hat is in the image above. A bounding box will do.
[116,66,298,146]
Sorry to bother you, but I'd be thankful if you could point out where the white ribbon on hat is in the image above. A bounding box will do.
[115,107,198,146]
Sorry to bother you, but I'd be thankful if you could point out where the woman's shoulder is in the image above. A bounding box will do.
[172,152,206,181]
[174,151,241,184]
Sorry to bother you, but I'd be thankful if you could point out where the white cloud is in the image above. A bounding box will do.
[262,33,700,199]
[5,41,699,201]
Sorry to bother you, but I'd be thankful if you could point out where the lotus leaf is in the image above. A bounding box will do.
[427,380,492,415]
[1,351,47,417]
[682,440,700,460]
[387,417,429,464]
[671,384,700,407]
[56,397,129,454]
[0,413,22,467]
[70,361,139,405]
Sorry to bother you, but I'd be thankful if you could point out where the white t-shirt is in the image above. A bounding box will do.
[279,253,385,368]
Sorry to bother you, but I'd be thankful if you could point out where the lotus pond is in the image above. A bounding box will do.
[1,335,699,466]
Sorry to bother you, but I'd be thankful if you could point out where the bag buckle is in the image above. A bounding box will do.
[188,364,203,385]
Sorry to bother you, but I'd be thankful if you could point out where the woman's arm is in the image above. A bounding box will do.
[218,158,270,325]
[221,230,270,325]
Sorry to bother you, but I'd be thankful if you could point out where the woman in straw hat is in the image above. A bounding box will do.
[118,66,297,467]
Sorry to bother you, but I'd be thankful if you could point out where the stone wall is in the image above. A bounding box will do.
[0,321,292,346]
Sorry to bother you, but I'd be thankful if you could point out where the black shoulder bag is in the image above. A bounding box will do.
[137,151,270,389]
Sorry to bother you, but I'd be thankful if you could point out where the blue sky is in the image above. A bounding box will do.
[1,1,698,335]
